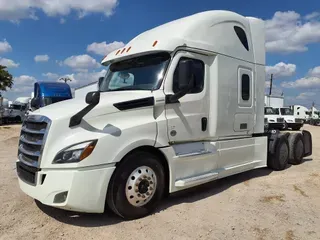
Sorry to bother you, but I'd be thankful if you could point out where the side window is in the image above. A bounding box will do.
[234,26,249,51]
[241,74,250,101]
[173,57,204,94]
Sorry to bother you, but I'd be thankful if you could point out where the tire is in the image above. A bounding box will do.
[268,134,289,171]
[107,151,165,220]
[288,133,304,165]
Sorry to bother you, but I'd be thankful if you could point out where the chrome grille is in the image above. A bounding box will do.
[277,118,284,123]
[18,115,51,168]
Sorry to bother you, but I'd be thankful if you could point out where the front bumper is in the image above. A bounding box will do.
[268,122,285,130]
[287,123,303,129]
[17,161,115,213]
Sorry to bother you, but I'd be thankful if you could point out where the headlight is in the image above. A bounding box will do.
[53,140,97,164]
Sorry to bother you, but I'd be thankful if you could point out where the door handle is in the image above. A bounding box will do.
[201,117,207,131]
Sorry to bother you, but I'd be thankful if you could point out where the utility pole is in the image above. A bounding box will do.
[269,74,273,96]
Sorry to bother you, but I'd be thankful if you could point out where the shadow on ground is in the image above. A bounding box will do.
[36,159,312,227]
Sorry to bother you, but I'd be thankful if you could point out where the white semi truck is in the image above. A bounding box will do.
[16,10,312,220]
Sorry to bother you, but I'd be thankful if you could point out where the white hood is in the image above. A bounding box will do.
[31,91,154,121]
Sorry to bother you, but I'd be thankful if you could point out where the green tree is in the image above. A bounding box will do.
[0,65,13,94]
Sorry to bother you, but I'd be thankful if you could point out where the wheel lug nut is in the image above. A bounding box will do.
[144,175,147,179]
[146,192,150,196]
[147,177,151,180]
[135,189,139,193]
[138,194,141,197]
[142,195,145,198]
[139,177,142,181]
[150,181,153,184]
[149,187,153,191]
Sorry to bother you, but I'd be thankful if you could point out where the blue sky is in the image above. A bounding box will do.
[0,0,320,108]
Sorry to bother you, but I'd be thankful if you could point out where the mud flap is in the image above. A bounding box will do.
[302,130,312,157]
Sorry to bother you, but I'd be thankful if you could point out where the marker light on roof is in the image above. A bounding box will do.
[126,47,131,52]
[153,41,158,47]
[121,48,126,54]
[116,49,121,55]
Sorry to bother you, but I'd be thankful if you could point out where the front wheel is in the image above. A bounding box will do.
[107,151,165,220]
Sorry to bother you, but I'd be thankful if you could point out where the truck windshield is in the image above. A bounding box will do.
[99,52,171,92]
[264,107,276,115]
[280,108,293,115]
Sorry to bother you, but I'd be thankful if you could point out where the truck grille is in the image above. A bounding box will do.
[277,118,284,123]
[18,115,51,169]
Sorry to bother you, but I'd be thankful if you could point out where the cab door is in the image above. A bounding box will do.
[164,51,210,143]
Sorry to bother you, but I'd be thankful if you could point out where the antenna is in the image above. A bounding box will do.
[269,74,273,96]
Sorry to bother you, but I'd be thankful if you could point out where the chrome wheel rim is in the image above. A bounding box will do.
[125,166,157,207]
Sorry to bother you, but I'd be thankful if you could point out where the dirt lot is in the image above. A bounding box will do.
[0,125,319,240]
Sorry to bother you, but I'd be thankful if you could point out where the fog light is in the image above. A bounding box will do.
[54,191,68,203]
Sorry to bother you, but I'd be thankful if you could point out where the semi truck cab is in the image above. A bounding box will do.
[264,107,285,130]
[277,107,304,130]
[30,82,72,111]
[16,10,312,220]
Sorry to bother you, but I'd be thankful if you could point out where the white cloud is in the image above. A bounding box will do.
[87,41,125,56]
[62,69,107,88]
[34,54,49,62]
[0,57,19,68]
[62,54,100,71]
[10,75,37,93]
[296,92,316,100]
[308,66,320,78]
[281,77,320,89]
[305,12,320,21]
[42,72,59,79]
[0,39,12,54]
[0,0,118,22]
[266,62,296,78]
[265,11,320,53]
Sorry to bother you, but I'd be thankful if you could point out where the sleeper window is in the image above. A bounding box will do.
[241,74,250,101]
[173,57,204,94]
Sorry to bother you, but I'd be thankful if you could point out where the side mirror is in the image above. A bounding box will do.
[167,59,195,103]
[86,91,100,105]
[31,98,39,109]
[98,77,104,89]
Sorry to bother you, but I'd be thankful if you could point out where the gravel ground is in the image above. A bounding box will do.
[0,124,319,240]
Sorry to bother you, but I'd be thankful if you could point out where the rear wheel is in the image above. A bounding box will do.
[107,151,165,220]
[288,133,304,165]
[268,134,289,171]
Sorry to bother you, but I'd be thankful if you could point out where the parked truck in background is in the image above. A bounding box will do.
[7,97,31,123]
[264,106,285,130]
[275,107,304,130]
[16,10,312,220]
[290,105,309,123]
[307,106,320,126]
[30,81,72,111]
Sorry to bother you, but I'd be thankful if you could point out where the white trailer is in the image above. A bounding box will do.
[265,95,284,108]
[16,10,312,220]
